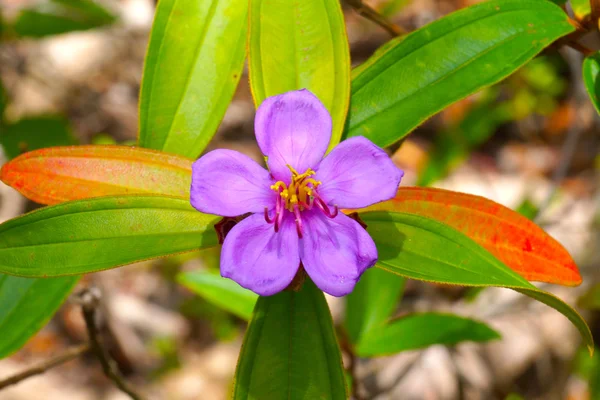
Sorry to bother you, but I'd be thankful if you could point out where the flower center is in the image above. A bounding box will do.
[271,166,320,212]
[264,165,338,238]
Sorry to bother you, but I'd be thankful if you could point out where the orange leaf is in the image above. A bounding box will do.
[356,187,581,286]
[0,145,192,205]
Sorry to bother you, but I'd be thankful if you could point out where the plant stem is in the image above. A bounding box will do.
[0,344,90,390]
[77,288,144,400]
[345,0,406,36]
[591,0,600,27]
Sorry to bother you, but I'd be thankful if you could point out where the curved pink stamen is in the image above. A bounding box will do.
[293,204,303,239]
[299,196,314,210]
[275,195,284,232]
[312,191,338,219]
[264,207,274,224]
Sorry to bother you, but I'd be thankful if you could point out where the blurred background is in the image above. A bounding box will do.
[0,0,599,399]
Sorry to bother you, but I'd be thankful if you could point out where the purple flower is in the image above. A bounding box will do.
[190,89,403,297]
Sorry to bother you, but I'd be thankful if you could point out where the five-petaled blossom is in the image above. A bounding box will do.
[190,89,403,297]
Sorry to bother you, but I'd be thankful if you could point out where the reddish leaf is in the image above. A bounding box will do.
[0,145,192,205]
[356,187,581,286]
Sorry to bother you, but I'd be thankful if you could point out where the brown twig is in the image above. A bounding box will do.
[553,18,595,56]
[345,0,406,37]
[535,48,588,223]
[591,0,600,27]
[0,344,90,390]
[77,288,143,400]
[338,330,364,400]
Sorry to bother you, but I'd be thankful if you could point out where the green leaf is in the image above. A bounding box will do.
[418,88,510,186]
[233,279,347,399]
[573,345,600,392]
[0,275,78,358]
[0,114,79,359]
[0,116,76,160]
[345,267,405,345]
[12,0,116,38]
[356,312,500,356]
[360,211,593,354]
[177,270,258,320]
[583,52,600,115]
[579,283,600,310]
[0,79,6,125]
[0,196,219,277]
[571,0,590,20]
[248,0,350,149]
[592,351,600,400]
[516,198,539,220]
[138,0,248,158]
[505,394,525,400]
[380,0,413,17]
[345,0,575,147]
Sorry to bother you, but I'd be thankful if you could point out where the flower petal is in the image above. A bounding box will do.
[221,213,300,296]
[191,149,275,217]
[316,136,403,209]
[255,89,332,181]
[300,210,377,297]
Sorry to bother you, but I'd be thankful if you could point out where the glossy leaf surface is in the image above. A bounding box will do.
[583,52,600,115]
[0,196,219,277]
[345,0,575,147]
[0,122,79,359]
[139,0,247,158]
[0,275,78,358]
[358,187,581,285]
[248,0,350,148]
[234,280,346,399]
[356,312,500,356]
[361,211,592,353]
[345,267,405,345]
[177,270,257,321]
[0,145,192,205]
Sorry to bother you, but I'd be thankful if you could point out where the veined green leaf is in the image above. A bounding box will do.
[0,196,219,277]
[583,52,600,115]
[0,124,79,360]
[356,312,500,356]
[234,279,347,399]
[345,0,575,147]
[0,274,78,359]
[357,187,581,286]
[139,0,247,158]
[0,145,192,205]
[248,0,350,149]
[177,270,257,320]
[345,267,405,345]
[361,211,593,354]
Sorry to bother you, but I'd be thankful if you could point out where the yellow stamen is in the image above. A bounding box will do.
[271,165,321,211]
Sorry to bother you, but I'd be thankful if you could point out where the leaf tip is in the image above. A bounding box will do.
[587,343,595,357]
[489,328,502,340]
[0,159,16,187]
